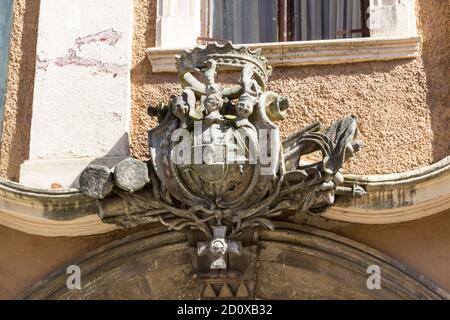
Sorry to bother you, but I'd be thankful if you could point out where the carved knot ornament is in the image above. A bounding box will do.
[80,43,365,271]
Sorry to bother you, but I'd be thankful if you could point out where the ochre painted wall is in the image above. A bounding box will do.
[0,0,39,181]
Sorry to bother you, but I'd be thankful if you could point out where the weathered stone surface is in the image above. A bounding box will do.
[79,165,113,199]
[113,158,149,193]
[21,225,449,300]
[84,43,364,273]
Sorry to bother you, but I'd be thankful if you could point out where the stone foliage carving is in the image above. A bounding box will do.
[80,43,365,270]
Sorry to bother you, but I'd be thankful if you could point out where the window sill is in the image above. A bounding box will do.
[146,36,420,73]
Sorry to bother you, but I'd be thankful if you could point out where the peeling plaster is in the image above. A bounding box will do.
[54,49,127,77]
[21,0,133,189]
[36,29,127,77]
[75,28,121,49]
[35,56,49,71]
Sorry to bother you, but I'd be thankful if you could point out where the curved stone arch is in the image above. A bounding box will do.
[21,223,449,300]
[257,223,449,299]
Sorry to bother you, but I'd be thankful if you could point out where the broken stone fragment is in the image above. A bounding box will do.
[79,165,114,199]
[113,158,150,193]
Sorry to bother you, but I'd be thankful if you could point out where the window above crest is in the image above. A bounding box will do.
[205,0,370,45]
[151,0,419,72]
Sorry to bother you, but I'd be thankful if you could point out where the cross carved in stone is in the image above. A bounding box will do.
[197,226,241,270]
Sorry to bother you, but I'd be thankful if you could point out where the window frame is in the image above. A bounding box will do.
[200,0,371,44]
[150,0,419,73]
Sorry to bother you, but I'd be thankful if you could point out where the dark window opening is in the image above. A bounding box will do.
[204,0,370,44]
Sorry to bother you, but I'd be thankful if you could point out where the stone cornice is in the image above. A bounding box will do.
[0,178,116,236]
[0,155,448,237]
[0,211,115,237]
[326,156,450,224]
[146,36,420,73]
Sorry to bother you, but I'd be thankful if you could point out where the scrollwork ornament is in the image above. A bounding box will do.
[80,43,365,270]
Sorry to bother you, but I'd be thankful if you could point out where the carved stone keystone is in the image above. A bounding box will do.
[197,226,241,270]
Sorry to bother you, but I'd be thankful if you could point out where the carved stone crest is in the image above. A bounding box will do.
[80,43,365,273]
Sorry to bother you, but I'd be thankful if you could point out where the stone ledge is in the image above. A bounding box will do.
[1,155,449,237]
[146,36,421,73]
[326,156,450,224]
[19,156,128,189]
[0,176,116,237]
[0,211,116,237]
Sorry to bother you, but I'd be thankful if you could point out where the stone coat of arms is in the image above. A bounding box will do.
[80,43,364,271]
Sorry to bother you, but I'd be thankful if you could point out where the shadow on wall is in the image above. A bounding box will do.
[69,133,131,188]
[0,0,41,181]
[418,0,450,162]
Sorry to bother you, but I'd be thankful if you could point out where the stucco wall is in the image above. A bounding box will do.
[0,0,39,181]
[20,0,134,189]
[130,0,449,175]
[0,0,14,119]
[417,0,450,165]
